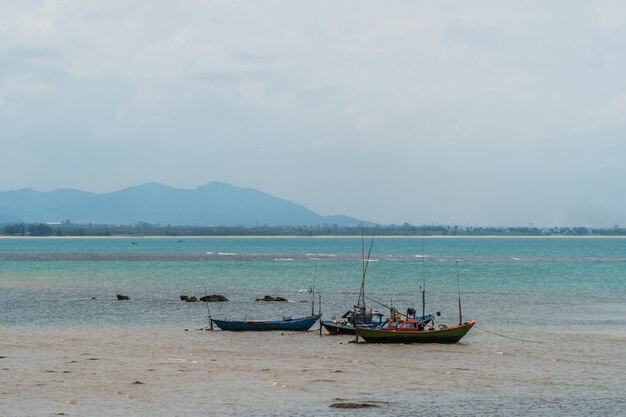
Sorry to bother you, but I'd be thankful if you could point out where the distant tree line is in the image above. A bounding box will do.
[3,222,626,237]
[3,223,54,236]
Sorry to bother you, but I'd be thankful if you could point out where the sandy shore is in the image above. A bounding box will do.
[2,325,624,416]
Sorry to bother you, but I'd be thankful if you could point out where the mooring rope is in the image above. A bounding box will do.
[474,325,543,344]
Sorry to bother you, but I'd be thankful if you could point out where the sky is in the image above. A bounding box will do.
[1,1,626,227]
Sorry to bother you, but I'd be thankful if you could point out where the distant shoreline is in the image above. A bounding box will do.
[2,235,626,239]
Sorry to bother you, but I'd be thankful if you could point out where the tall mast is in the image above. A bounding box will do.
[456,257,463,325]
[311,260,317,316]
[357,225,376,311]
[357,225,366,309]
[421,233,426,317]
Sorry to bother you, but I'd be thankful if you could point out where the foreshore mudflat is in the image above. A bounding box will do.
[1,324,624,416]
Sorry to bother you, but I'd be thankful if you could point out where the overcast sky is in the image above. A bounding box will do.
[1,1,626,227]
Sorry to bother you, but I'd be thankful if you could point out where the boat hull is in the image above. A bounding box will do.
[357,320,476,343]
[321,321,382,335]
[321,321,358,335]
[211,315,321,331]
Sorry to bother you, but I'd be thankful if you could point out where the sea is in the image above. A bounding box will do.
[1,237,625,416]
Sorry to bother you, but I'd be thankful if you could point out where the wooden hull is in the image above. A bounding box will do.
[357,320,476,344]
[211,315,321,331]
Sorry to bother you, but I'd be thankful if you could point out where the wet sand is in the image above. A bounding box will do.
[2,325,625,416]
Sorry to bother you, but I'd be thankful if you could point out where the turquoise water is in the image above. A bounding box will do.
[1,237,625,416]
[1,237,625,328]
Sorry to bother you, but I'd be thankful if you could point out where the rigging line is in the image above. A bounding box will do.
[364,295,409,319]
[357,224,366,308]
[362,226,377,279]
[358,226,377,309]
[474,325,543,344]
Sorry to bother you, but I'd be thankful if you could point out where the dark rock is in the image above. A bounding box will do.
[180,295,189,301]
[329,402,378,409]
[186,296,199,302]
[199,294,229,302]
[116,294,129,300]
[132,380,143,384]
[255,295,288,302]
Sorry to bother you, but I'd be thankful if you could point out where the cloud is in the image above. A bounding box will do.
[1,1,626,226]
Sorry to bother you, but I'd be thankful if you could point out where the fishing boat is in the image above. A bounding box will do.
[321,227,385,335]
[356,253,476,343]
[209,286,322,332]
[357,316,476,343]
[210,314,321,331]
[322,309,384,335]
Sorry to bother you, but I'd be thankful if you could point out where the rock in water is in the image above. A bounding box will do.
[329,403,378,409]
[255,295,288,302]
[199,294,229,302]
[186,296,199,302]
[180,295,189,301]
[117,294,129,300]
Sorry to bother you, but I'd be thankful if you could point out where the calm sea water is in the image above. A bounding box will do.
[1,237,625,416]
[1,237,625,328]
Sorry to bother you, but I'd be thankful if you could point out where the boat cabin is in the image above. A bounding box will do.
[380,318,428,331]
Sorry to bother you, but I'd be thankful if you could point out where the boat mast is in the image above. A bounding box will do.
[311,260,317,316]
[420,233,426,317]
[455,257,463,325]
[357,225,376,312]
[358,225,365,310]
[205,285,213,331]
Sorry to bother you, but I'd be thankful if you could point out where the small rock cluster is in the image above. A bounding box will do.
[115,294,289,302]
[180,294,229,302]
[255,295,288,302]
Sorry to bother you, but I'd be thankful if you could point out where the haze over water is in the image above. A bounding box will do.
[1,237,625,416]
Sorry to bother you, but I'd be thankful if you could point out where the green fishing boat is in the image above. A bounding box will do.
[356,248,476,344]
[356,317,476,343]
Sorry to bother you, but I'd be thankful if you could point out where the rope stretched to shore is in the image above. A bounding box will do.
[474,325,542,344]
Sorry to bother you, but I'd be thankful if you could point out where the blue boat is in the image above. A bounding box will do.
[211,314,322,331]
[321,309,384,335]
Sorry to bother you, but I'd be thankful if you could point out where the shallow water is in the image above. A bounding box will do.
[1,237,625,416]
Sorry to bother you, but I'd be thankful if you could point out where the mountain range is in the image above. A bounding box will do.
[0,182,362,226]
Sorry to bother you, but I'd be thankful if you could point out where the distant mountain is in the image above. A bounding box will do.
[0,182,363,226]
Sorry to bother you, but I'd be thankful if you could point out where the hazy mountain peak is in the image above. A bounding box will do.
[0,182,363,226]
